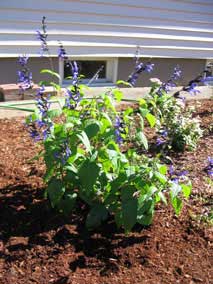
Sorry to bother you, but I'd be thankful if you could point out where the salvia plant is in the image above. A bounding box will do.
[137,66,203,152]
[22,17,201,233]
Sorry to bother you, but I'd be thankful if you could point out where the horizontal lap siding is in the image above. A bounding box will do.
[0,0,212,58]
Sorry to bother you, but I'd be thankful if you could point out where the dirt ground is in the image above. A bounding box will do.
[0,99,212,284]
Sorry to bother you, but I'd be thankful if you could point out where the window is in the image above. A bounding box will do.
[59,58,118,87]
[204,60,213,86]
[205,60,213,77]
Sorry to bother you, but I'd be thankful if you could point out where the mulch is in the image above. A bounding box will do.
[0,99,212,284]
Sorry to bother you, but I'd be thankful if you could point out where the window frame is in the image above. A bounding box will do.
[59,57,118,87]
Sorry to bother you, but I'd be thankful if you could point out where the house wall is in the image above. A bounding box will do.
[0,57,206,87]
[117,58,206,87]
[0,0,212,58]
[0,0,212,86]
[0,57,58,85]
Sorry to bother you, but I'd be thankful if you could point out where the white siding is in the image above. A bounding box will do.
[0,0,212,58]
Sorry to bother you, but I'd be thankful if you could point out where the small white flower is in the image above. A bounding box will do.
[150,78,162,85]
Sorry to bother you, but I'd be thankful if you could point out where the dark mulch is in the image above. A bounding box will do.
[0,99,212,284]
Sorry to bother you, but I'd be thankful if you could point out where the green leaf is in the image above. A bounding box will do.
[47,109,62,119]
[50,82,61,92]
[57,192,77,215]
[138,98,147,106]
[158,165,167,175]
[116,80,133,87]
[155,172,167,184]
[137,197,152,214]
[85,122,100,139]
[112,89,123,102]
[77,131,91,153]
[123,107,133,116]
[79,160,100,191]
[121,186,137,232]
[138,115,144,131]
[65,164,78,174]
[86,204,108,229]
[146,113,156,128]
[181,183,191,198]
[139,107,149,117]
[137,213,153,226]
[40,69,60,80]
[170,182,182,199]
[136,131,148,150]
[171,196,183,215]
[158,191,167,205]
[39,80,50,86]
[137,198,154,226]
[47,178,65,207]
[101,113,112,126]
[114,209,123,228]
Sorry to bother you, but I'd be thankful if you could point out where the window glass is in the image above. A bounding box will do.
[64,60,106,80]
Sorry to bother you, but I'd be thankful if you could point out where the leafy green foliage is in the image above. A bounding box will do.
[27,85,193,233]
[140,83,203,152]
[26,59,194,234]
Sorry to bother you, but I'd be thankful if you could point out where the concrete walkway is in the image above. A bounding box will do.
[0,86,212,119]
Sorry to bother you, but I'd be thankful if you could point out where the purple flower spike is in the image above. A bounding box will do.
[160,129,168,138]
[156,137,165,146]
[17,55,33,94]
[58,42,68,60]
[18,55,29,66]
[36,16,49,55]
[145,63,154,73]
[157,65,181,96]
[127,48,154,86]
[205,157,213,177]
[169,165,188,183]
[71,61,79,85]
[177,170,188,177]
[172,65,182,81]
[33,86,52,140]
[186,82,200,96]
[114,115,123,145]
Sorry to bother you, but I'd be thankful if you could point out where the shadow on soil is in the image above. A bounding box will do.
[0,183,150,276]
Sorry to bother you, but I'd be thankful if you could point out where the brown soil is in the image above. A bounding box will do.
[0,99,212,284]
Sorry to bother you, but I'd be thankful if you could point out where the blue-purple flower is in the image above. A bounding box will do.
[17,55,33,94]
[58,42,68,60]
[64,61,81,109]
[157,66,181,96]
[25,116,41,141]
[169,165,188,183]
[18,55,29,67]
[204,157,213,177]
[156,137,165,146]
[114,116,123,145]
[184,82,200,96]
[36,16,49,55]
[127,51,154,86]
[54,141,72,165]
[64,88,81,109]
[156,128,168,146]
[171,65,182,81]
[34,86,53,140]
[71,61,79,86]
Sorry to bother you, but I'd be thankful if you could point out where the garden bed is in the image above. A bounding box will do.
[0,99,212,284]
